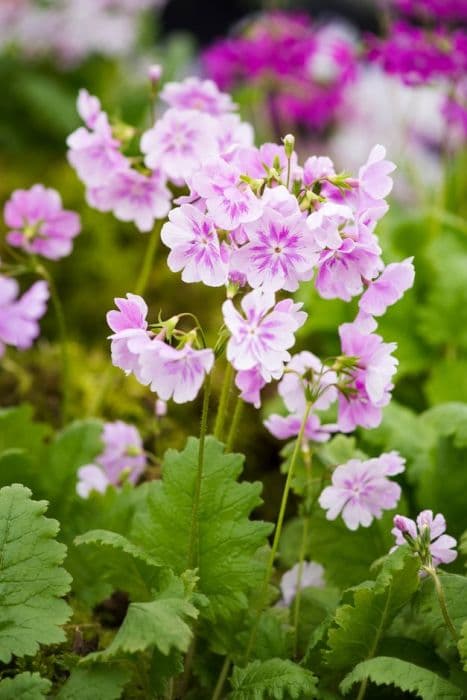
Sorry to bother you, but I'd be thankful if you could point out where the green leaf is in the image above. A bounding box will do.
[324,548,420,670]
[410,574,467,653]
[56,665,130,700]
[0,672,51,699]
[0,484,71,663]
[75,529,163,569]
[132,436,272,620]
[229,659,318,699]
[0,405,50,491]
[459,621,467,671]
[87,573,198,660]
[340,657,462,699]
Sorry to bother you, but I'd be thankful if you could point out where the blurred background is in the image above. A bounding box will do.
[0,0,466,520]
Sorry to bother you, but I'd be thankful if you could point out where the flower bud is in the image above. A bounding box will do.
[283,133,295,159]
[148,64,163,84]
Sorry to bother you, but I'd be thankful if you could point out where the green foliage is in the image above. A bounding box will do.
[0,484,71,663]
[56,665,131,700]
[459,621,467,671]
[87,572,198,660]
[340,657,463,698]
[0,673,51,699]
[229,659,318,699]
[132,436,272,621]
[410,574,467,653]
[323,548,420,670]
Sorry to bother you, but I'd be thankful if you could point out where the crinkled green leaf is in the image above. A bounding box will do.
[0,484,72,662]
[324,548,420,670]
[0,672,51,699]
[229,659,318,699]
[75,529,163,568]
[132,437,272,620]
[459,621,467,671]
[56,665,130,700]
[410,574,467,653]
[86,573,198,660]
[340,657,462,698]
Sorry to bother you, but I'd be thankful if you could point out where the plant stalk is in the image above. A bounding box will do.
[135,219,162,296]
[211,657,231,700]
[226,396,244,452]
[214,362,234,440]
[426,567,458,643]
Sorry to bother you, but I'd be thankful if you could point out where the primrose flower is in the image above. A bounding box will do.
[280,562,325,606]
[88,168,171,232]
[160,76,236,115]
[137,341,214,404]
[76,465,110,499]
[278,351,337,414]
[319,452,405,530]
[222,289,306,378]
[98,420,146,484]
[392,510,457,567]
[192,158,263,231]
[141,108,219,184]
[234,366,268,409]
[0,276,49,356]
[359,257,415,316]
[234,208,317,292]
[4,185,81,260]
[337,320,398,432]
[161,204,230,287]
[106,293,151,375]
[265,412,334,443]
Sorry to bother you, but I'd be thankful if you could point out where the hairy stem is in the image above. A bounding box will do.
[292,444,312,658]
[214,362,234,440]
[426,567,459,643]
[135,219,162,296]
[211,656,231,700]
[226,396,244,452]
[187,373,212,568]
[245,402,312,659]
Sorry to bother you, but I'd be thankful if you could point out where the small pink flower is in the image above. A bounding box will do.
[0,276,49,356]
[76,464,110,499]
[265,412,334,442]
[77,88,102,129]
[235,365,269,408]
[278,351,337,414]
[4,185,81,260]
[358,144,396,201]
[235,208,317,292]
[319,452,405,530]
[141,108,219,184]
[222,289,306,378]
[337,320,398,432]
[303,155,335,185]
[89,169,171,232]
[192,158,262,231]
[160,77,236,115]
[106,293,151,375]
[280,561,325,606]
[137,341,214,403]
[98,420,146,484]
[161,204,230,287]
[392,510,457,567]
[359,257,415,316]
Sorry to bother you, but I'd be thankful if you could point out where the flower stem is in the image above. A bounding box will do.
[37,265,70,425]
[292,444,312,658]
[211,657,231,700]
[214,362,234,440]
[425,567,458,643]
[245,402,312,659]
[135,219,162,296]
[226,396,244,452]
[187,372,212,569]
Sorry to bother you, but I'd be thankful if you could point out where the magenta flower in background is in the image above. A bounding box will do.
[393,0,467,21]
[338,320,398,432]
[4,185,80,260]
[88,168,171,232]
[161,204,230,287]
[359,257,415,316]
[141,108,219,184]
[265,412,334,443]
[0,276,49,356]
[160,76,236,115]
[319,452,405,530]
[137,341,214,403]
[280,561,325,606]
[234,208,317,292]
[222,289,306,378]
[392,510,458,567]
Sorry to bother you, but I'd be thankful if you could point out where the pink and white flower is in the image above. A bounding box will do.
[160,76,236,115]
[278,351,337,414]
[76,465,110,499]
[161,204,230,287]
[98,420,146,484]
[0,276,49,356]
[265,412,334,442]
[280,561,325,606]
[222,289,306,378]
[319,452,405,530]
[392,510,457,567]
[106,293,151,375]
[359,257,415,316]
[4,185,81,260]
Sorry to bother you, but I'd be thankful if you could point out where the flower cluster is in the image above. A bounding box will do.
[392,510,457,568]
[319,452,405,530]
[77,420,146,498]
[392,0,467,22]
[4,185,81,260]
[0,275,49,356]
[67,77,253,232]
[203,12,357,132]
